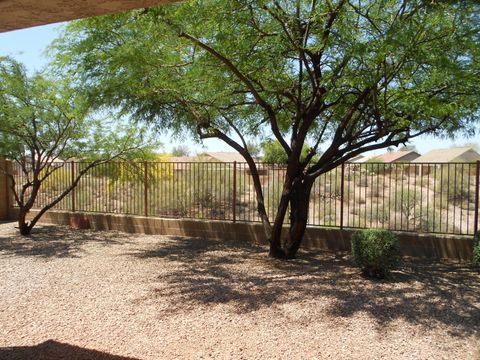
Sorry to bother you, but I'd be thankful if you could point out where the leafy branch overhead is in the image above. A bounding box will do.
[52,0,480,258]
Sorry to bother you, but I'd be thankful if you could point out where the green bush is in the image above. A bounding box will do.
[473,234,480,267]
[351,229,401,278]
[262,140,317,164]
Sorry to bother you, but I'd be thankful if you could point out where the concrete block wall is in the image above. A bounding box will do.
[8,208,474,261]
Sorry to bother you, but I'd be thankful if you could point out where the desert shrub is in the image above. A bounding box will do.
[391,188,420,223]
[321,169,342,198]
[263,140,313,164]
[435,164,473,208]
[351,229,401,278]
[354,192,367,205]
[355,174,369,187]
[367,207,390,226]
[473,234,480,267]
[367,176,385,198]
[365,159,389,175]
[320,203,337,225]
[415,204,435,232]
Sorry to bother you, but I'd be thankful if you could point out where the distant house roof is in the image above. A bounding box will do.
[350,155,365,163]
[371,150,420,163]
[169,156,199,163]
[349,150,420,163]
[413,147,480,163]
[205,152,246,163]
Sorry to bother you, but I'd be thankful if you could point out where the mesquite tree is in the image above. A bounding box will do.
[53,0,480,258]
[0,57,157,235]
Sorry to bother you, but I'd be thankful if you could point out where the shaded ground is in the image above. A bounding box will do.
[0,221,478,359]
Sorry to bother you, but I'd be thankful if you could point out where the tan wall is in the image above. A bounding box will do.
[0,159,9,220]
[8,208,473,261]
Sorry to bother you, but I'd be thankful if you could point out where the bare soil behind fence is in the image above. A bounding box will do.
[0,222,479,360]
[8,161,480,236]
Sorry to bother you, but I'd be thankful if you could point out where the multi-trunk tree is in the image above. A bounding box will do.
[0,57,158,235]
[53,0,480,258]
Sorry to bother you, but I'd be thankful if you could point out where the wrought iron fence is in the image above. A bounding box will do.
[8,160,480,236]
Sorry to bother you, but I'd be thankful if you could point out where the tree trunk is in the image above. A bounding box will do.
[17,208,32,235]
[268,193,290,259]
[268,177,313,260]
[268,173,295,259]
[284,179,313,259]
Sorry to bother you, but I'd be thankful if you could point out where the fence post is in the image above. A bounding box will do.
[144,161,148,217]
[340,162,345,229]
[0,158,9,220]
[71,161,76,212]
[474,160,480,236]
[232,161,237,223]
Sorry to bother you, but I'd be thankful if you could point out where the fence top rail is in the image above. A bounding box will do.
[8,160,480,167]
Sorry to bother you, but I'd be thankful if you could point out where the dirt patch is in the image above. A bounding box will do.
[0,222,479,359]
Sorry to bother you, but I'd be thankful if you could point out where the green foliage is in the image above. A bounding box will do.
[0,57,159,163]
[365,157,384,164]
[52,0,480,150]
[392,188,420,223]
[365,159,389,175]
[473,235,480,267]
[0,57,86,160]
[262,140,289,164]
[246,141,261,159]
[351,229,401,278]
[262,140,313,164]
[171,145,190,157]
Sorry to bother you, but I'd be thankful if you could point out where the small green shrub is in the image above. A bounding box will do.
[473,234,480,267]
[351,229,401,278]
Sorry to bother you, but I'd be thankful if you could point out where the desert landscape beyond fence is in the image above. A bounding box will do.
[8,161,480,236]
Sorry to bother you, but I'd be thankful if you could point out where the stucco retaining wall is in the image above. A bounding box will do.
[7,208,473,261]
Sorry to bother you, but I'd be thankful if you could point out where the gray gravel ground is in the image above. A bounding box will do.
[0,221,479,360]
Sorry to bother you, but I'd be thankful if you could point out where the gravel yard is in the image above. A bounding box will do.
[0,221,478,360]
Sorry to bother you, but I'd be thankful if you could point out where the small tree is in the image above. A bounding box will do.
[392,189,420,227]
[171,145,190,157]
[262,140,289,164]
[0,58,157,235]
[262,140,316,164]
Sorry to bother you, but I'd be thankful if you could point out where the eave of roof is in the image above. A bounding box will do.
[0,0,176,33]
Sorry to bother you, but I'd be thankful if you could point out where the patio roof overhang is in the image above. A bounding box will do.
[0,0,177,33]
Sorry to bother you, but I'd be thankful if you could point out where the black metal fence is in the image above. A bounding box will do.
[8,160,480,236]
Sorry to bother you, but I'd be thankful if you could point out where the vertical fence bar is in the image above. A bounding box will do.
[232,161,237,223]
[143,161,148,217]
[340,162,345,229]
[6,160,11,210]
[71,161,76,212]
[474,160,480,236]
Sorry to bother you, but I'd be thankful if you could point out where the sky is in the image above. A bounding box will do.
[0,22,478,157]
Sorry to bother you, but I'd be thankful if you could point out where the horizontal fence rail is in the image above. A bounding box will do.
[8,160,480,236]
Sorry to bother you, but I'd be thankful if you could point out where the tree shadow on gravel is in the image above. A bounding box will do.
[133,236,480,337]
[0,222,131,258]
[0,340,139,360]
